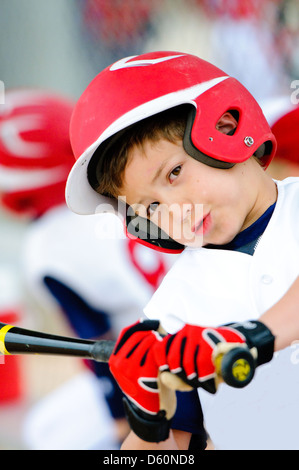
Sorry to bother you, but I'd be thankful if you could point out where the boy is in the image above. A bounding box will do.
[65,52,299,449]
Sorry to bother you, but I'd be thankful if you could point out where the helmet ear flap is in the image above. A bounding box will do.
[183,107,235,169]
[252,140,275,168]
[253,143,266,159]
[183,106,274,170]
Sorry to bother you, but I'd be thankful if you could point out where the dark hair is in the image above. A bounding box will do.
[88,104,191,199]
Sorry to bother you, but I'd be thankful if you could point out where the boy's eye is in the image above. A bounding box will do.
[147,202,159,217]
[169,165,181,183]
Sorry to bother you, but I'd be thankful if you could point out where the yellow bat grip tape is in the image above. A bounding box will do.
[0,324,14,355]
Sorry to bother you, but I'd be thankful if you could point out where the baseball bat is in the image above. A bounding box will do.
[0,322,114,363]
[0,322,255,389]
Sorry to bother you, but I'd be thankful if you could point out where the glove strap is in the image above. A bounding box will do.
[226,320,275,366]
[122,397,171,443]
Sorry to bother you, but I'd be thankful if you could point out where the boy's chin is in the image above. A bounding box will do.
[177,238,204,249]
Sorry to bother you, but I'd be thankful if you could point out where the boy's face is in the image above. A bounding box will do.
[120,138,274,248]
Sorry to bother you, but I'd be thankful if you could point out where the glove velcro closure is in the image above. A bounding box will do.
[225,320,275,366]
[122,397,171,443]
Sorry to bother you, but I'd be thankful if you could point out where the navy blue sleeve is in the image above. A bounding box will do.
[172,389,207,449]
[43,275,111,339]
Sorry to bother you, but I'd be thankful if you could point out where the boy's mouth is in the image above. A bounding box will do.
[191,212,211,235]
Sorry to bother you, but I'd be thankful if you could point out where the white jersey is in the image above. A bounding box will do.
[22,205,174,334]
[144,177,299,449]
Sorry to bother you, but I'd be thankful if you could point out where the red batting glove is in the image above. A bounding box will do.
[154,321,275,393]
[108,319,176,442]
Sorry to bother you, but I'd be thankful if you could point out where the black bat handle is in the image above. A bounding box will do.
[90,339,115,363]
[216,346,256,388]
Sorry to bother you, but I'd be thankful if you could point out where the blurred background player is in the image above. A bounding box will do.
[0,88,172,449]
[262,96,299,179]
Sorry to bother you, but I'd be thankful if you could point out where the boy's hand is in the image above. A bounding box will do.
[108,319,177,443]
[154,321,275,393]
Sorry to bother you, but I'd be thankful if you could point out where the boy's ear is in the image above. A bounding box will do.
[216,112,238,135]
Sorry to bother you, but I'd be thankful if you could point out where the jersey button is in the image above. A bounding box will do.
[261,274,273,285]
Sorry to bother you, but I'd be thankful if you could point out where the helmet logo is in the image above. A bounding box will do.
[0,115,48,157]
[110,54,184,71]
[244,136,254,147]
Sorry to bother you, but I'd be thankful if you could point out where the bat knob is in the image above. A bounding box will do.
[220,347,255,388]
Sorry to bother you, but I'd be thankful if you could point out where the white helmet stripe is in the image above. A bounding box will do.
[110,54,185,71]
[0,164,69,191]
[0,90,64,116]
[80,76,229,164]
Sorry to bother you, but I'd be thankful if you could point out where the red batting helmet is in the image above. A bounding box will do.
[65,51,277,251]
[0,89,74,218]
